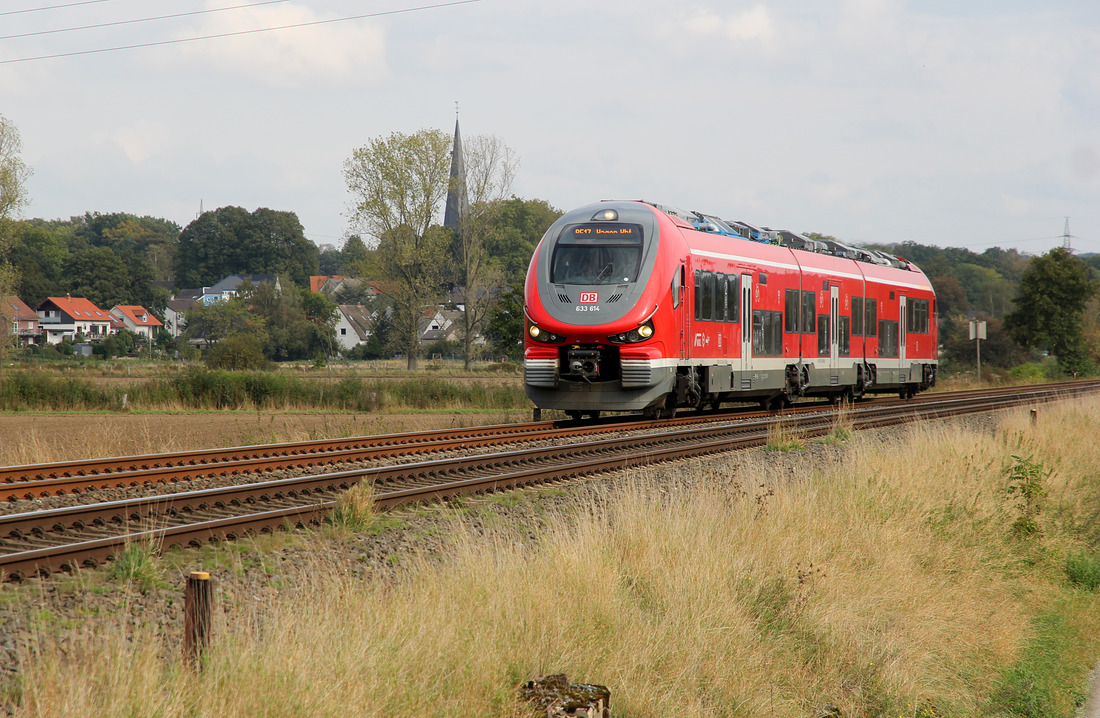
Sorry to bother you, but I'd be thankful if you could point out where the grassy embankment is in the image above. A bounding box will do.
[8,396,1100,716]
[0,362,526,412]
[0,362,531,464]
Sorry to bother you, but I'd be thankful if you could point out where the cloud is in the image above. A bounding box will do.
[684,4,774,43]
[182,3,388,87]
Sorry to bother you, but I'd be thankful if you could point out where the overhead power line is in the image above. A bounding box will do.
[0,0,113,18]
[0,0,292,42]
[0,0,484,65]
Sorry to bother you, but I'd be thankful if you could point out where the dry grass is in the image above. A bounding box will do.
[0,410,531,466]
[12,398,1100,716]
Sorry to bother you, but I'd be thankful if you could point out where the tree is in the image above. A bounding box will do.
[9,223,67,307]
[0,115,32,224]
[1004,247,1099,374]
[205,333,268,370]
[484,281,525,360]
[244,278,337,361]
[182,297,266,348]
[483,197,562,287]
[341,235,370,274]
[174,206,319,288]
[450,134,521,369]
[0,115,32,361]
[344,129,453,370]
[63,246,133,310]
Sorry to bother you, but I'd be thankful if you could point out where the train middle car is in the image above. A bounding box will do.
[523,200,938,419]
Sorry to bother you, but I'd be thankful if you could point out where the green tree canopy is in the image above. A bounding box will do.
[344,129,453,370]
[182,297,266,347]
[63,246,133,309]
[244,279,336,361]
[175,206,319,288]
[483,197,562,289]
[0,114,32,356]
[1004,247,1099,374]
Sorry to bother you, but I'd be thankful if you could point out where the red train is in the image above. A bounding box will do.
[523,200,938,419]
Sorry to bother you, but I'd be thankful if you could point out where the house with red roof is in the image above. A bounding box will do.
[1,296,41,346]
[110,305,164,342]
[35,295,113,345]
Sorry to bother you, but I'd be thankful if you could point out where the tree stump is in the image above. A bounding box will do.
[520,674,610,718]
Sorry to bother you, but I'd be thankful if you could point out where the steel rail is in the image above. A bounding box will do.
[2,381,1095,580]
[3,381,1096,503]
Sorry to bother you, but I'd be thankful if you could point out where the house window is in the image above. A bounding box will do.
[340,328,347,335]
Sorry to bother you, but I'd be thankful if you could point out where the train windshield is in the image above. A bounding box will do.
[550,223,643,285]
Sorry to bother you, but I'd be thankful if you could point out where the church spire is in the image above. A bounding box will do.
[443,114,468,233]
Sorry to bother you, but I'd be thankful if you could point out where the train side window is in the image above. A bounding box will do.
[852,296,864,336]
[700,273,714,321]
[801,291,816,334]
[672,266,682,309]
[879,320,898,356]
[906,298,929,334]
[784,289,799,333]
[715,275,727,321]
[866,299,877,337]
[693,270,703,320]
[839,316,851,356]
[818,314,830,356]
[753,310,783,355]
[759,272,767,285]
[727,274,740,322]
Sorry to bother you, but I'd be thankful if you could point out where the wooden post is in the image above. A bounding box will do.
[1030,408,1038,426]
[184,570,213,669]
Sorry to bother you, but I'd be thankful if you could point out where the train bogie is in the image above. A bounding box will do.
[523,201,937,418]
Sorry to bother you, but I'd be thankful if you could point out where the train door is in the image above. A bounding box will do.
[830,285,839,365]
[899,294,908,367]
[676,264,687,359]
[740,273,753,376]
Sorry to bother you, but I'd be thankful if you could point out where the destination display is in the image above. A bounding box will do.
[560,223,643,244]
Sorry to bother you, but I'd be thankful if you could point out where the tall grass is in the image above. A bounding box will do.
[12,398,1100,716]
[0,369,527,412]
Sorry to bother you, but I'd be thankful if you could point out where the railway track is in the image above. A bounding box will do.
[1,381,1096,580]
[5,381,1094,503]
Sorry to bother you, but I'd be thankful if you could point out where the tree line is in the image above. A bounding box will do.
[2,111,1099,375]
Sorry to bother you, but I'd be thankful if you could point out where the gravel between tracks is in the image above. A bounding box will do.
[0,413,998,711]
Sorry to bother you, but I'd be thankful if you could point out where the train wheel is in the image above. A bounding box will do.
[587,411,601,420]
[642,405,660,420]
[532,408,542,421]
[566,410,584,421]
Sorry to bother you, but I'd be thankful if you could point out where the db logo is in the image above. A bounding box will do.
[579,292,599,303]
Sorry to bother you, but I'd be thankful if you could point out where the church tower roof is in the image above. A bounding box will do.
[443,117,468,233]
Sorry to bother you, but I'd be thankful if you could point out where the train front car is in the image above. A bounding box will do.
[523,201,684,420]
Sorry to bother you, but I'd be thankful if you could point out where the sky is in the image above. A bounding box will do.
[2,0,1099,256]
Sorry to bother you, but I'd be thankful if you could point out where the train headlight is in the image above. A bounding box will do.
[528,323,565,343]
[608,320,655,344]
[593,208,619,221]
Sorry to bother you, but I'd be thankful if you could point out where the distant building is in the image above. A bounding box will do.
[183,274,281,305]
[334,304,373,353]
[1,296,41,346]
[35,296,112,345]
[110,305,164,342]
[163,298,197,338]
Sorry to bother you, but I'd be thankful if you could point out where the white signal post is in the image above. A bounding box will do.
[969,320,987,385]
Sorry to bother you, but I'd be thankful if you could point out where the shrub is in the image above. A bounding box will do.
[204,334,268,370]
[1065,551,1100,590]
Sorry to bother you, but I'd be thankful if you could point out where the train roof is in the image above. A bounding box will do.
[623,199,922,274]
